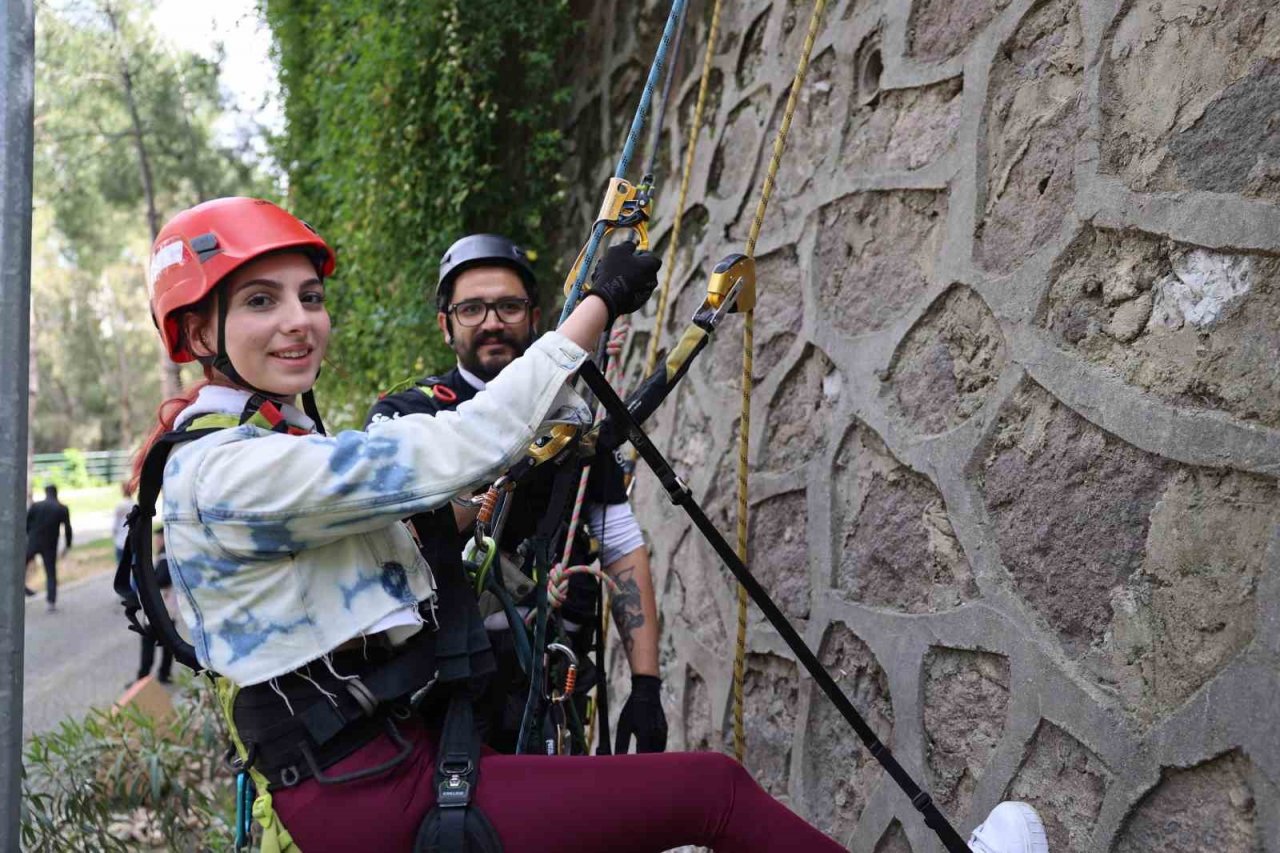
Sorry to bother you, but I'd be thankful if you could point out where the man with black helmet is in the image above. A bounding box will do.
[367,234,668,755]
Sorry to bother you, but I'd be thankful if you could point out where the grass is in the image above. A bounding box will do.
[50,485,128,516]
[25,536,118,592]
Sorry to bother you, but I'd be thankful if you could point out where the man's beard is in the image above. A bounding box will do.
[456,327,534,382]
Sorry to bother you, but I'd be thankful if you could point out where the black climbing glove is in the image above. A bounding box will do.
[587,241,661,324]
[614,674,668,754]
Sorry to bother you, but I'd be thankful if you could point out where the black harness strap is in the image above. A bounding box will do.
[114,427,222,672]
[414,691,503,853]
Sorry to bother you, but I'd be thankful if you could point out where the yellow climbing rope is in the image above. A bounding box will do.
[640,0,725,379]
[730,0,829,762]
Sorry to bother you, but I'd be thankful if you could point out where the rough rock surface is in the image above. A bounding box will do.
[923,647,1011,816]
[815,191,948,336]
[908,0,1012,62]
[889,284,1008,434]
[983,381,1173,657]
[1044,226,1280,426]
[842,75,963,173]
[747,490,810,622]
[763,345,840,470]
[1113,751,1260,852]
[1005,721,1110,853]
[1102,0,1280,200]
[741,653,800,797]
[977,0,1084,273]
[873,821,913,853]
[837,423,976,612]
[803,623,894,842]
[565,0,1280,846]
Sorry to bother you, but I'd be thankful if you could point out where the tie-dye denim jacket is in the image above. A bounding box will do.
[162,333,590,686]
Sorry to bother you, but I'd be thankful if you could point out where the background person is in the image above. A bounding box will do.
[368,234,666,754]
[25,484,72,612]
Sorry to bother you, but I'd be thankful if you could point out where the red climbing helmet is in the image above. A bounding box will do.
[149,197,336,363]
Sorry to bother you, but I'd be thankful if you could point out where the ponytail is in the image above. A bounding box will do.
[127,371,213,494]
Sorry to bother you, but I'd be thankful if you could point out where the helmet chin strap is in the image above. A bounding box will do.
[196,287,328,435]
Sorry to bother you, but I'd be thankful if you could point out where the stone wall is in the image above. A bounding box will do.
[556,0,1280,849]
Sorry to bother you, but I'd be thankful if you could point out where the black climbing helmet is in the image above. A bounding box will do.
[436,233,538,314]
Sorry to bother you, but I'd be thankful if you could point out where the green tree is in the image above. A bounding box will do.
[264,0,573,426]
[32,0,275,451]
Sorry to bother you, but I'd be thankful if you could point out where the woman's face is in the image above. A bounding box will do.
[191,252,330,398]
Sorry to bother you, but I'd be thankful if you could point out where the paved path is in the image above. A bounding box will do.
[22,572,141,739]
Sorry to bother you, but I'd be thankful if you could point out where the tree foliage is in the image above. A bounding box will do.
[32,0,274,451]
[264,0,574,424]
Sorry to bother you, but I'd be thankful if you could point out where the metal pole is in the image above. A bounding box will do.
[1,0,35,847]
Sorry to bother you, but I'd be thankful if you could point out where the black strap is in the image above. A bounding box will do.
[294,626,439,746]
[414,691,504,853]
[115,427,223,672]
[578,360,973,853]
[514,460,582,754]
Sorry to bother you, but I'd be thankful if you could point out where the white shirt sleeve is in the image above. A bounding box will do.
[585,501,646,567]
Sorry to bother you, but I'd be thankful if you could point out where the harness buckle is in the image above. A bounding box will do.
[345,677,378,717]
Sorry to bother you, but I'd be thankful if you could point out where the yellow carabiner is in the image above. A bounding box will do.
[526,423,578,466]
[563,177,652,297]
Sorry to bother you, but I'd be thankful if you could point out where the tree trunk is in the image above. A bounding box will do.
[104,1,182,399]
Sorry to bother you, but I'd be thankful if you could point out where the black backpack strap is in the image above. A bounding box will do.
[116,427,222,672]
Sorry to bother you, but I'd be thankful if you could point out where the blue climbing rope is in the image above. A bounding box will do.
[558,0,689,326]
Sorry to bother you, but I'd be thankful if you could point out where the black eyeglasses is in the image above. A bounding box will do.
[448,297,531,327]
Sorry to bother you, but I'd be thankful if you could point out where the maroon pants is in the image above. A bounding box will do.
[272,721,845,852]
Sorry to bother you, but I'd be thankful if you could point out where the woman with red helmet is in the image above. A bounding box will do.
[132,197,852,852]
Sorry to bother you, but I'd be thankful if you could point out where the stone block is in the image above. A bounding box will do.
[888,284,1008,434]
[907,0,1011,62]
[683,666,719,751]
[763,345,841,470]
[1108,467,1275,724]
[742,652,801,796]
[1101,0,1280,201]
[709,90,773,201]
[815,191,948,336]
[837,423,977,612]
[802,622,894,840]
[1044,226,1280,427]
[736,6,772,90]
[874,821,913,852]
[1113,751,1259,852]
[982,382,1173,658]
[769,48,837,200]
[667,532,730,652]
[609,60,648,143]
[753,245,804,381]
[747,490,811,622]
[841,75,963,174]
[923,647,1011,818]
[1005,721,1110,853]
[976,0,1084,274]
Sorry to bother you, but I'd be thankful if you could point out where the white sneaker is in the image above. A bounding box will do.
[968,801,1050,853]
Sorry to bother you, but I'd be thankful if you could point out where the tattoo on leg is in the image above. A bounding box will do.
[609,566,645,656]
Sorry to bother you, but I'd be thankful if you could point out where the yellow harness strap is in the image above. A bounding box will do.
[215,677,301,853]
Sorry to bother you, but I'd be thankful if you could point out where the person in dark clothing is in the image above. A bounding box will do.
[25,484,72,612]
[368,234,667,756]
[135,525,174,684]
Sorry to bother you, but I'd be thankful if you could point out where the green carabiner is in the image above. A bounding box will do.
[463,535,498,595]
